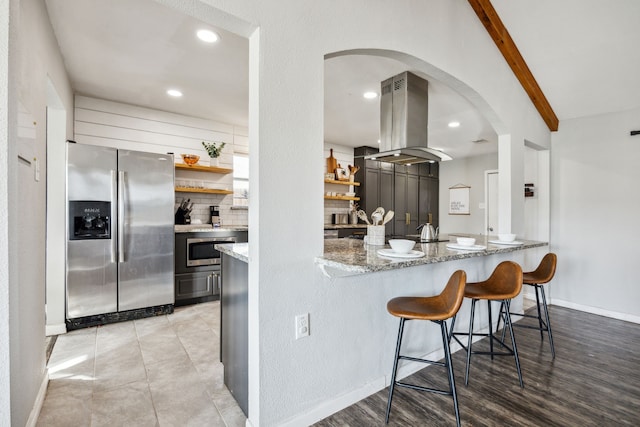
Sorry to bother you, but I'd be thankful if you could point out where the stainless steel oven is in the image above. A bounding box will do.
[174,230,247,306]
[186,236,235,267]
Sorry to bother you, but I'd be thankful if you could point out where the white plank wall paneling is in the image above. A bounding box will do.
[74,96,247,226]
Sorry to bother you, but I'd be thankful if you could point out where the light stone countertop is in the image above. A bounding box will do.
[216,242,249,263]
[175,224,248,233]
[323,224,368,230]
[316,235,547,277]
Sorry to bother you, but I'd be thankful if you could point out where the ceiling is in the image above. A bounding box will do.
[45,0,640,159]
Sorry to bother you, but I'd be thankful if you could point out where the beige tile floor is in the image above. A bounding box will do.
[37,301,246,427]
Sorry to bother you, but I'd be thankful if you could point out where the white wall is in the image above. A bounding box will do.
[182,1,550,425]
[551,107,640,321]
[0,0,554,425]
[74,96,249,225]
[0,0,11,421]
[45,93,67,336]
[439,153,498,235]
[1,0,74,425]
[523,145,550,242]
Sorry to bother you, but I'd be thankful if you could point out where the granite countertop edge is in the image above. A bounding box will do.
[175,225,248,233]
[216,242,249,263]
[315,237,548,275]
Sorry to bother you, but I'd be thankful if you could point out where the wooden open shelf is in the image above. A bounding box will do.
[175,163,233,174]
[175,186,233,195]
[324,179,360,186]
[324,195,360,201]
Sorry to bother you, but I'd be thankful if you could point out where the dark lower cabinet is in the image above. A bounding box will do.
[174,271,220,303]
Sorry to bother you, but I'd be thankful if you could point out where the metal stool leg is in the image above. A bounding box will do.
[539,285,556,358]
[496,300,505,334]
[534,285,544,339]
[386,318,405,423]
[497,301,509,344]
[504,300,524,388]
[448,314,457,344]
[487,300,494,360]
[441,321,461,427]
[464,299,477,386]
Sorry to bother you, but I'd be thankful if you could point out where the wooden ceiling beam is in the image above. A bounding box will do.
[468,0,559,131]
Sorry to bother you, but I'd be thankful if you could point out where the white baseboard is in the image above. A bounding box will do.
[277,376,386,427]
[46,323,66,336]
[25,370,49,427]
[551,298,640,324]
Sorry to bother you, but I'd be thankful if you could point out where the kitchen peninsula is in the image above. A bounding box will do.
[316,235,547,277]
[217,236,547,417]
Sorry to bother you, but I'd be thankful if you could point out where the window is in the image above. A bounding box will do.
[233,154,249,207]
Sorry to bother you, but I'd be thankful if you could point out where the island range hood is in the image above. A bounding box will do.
[365,71,452,164]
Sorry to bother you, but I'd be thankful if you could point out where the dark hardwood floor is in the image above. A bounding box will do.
[314,305,640,426]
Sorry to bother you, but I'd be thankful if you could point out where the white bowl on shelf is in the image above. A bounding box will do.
[456,237,476,247]
[498,233,517,242]
[388,239,415,254]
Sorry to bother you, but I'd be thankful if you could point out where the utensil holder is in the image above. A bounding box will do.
[366,225,385,245]
[350,212,358,225]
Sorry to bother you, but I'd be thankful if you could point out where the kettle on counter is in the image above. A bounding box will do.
[417,222,439,242]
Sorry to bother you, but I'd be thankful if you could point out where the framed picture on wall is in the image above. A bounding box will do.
[449,184,470,215]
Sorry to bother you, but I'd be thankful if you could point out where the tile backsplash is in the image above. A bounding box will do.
[174,194,247,226]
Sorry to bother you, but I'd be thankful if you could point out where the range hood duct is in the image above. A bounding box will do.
[365,71,452,164]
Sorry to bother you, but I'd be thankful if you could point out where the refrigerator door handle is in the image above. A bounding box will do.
[111,170,117,263]
[118,170,126,263]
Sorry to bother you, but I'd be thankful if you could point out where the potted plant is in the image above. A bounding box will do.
[202,141,226,166]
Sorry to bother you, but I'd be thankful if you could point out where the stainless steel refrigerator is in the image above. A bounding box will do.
[66,142,174,322]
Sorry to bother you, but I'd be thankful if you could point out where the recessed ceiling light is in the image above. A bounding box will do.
[363,91,378,99]
[197,29,219,43]
[448,121,460,128]
[167,89,183,97]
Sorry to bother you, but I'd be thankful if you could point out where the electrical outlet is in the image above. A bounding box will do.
[295,313,309,339]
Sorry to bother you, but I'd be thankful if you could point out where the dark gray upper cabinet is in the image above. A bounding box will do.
[419,176,439,228]
[419,162,439,178]
[354,146,439,236]
[394,171,420,236]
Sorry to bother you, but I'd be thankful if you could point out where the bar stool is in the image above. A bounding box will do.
[498,253,557,358]
[449,261,524,388]
[386,270,467,426]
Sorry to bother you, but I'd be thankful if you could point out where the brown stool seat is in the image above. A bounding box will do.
[523,253,557,284]
[385,270,467,426]
[387,272,467,321]
[449,261,524,388]
[464,261,523,300]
